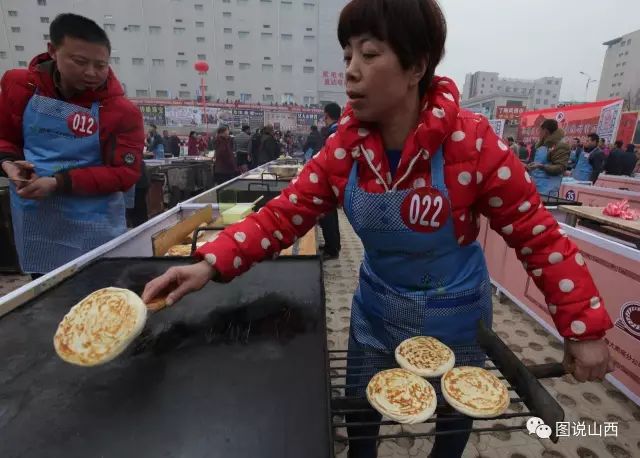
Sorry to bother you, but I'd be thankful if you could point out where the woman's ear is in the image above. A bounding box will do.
[410,57,428,87]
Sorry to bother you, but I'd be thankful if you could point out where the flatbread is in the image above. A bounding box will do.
[165,242,205,256]
[366,368,437,424]
[53,287,147,367]
[395,336,455,377]
[441,366,510,418]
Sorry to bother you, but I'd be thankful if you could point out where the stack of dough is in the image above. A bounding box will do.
[366,368,437,424]
[441,366,510,418]
[165,241,205,256]
[53,287,148,366]
[395,336,455,377]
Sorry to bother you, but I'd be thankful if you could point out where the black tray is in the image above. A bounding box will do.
[0,257,331,458]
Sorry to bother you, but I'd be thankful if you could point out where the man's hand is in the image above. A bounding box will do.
[2,160,36,190]
[526,162,541,171]
[563,338,614,382]
[16,176,57,200]
[142,260,216,307]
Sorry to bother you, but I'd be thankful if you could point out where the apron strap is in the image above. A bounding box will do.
[430,146,448,198]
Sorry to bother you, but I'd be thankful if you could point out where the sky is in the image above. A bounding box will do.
[435,0,640,102]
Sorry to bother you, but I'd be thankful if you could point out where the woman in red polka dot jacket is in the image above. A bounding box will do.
[144,1,613,456]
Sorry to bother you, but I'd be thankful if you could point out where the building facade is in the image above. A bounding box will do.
[0,0,348,106]
[597,28,640,110]
[462,71,562,113]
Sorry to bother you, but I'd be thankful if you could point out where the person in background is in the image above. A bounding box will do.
[573,133,604,183]
[518,141,529,162]
[250,127,263,168]
[146,124,164,159]
[0,13,143,277]
[318,102,342,260]
[303,125,323,162]
[198,133,209,155]
[568,137,582,171]
[187,131,199,156]
[168,132,181,157]
[507,137,519,156]
[255,125,280,166]
[599,138,610,156]
[234,125,253,173]
[213,125,238,184]
[527,119,569,197]
[605,141,638,176]
[162,129,171,156]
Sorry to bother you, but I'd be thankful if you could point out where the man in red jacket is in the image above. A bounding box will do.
[0,13,144,276]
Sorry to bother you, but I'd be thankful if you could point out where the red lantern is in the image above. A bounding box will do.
[194,60,209,73]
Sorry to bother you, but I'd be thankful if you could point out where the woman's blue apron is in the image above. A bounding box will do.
[531,145,562,197]
[9,93,126,274]
[343,146,492,395]
[572,148,593,181]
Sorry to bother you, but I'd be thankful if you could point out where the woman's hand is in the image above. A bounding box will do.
[142,261,216,306]
[562,338,614,382]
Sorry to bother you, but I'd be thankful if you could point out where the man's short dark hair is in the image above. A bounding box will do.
[242,125,251,133]
[310,125,318,132]
[338,0,446,97]
[150,123,157,130]
[588,133,600,143]
[50,13,111,53]
[217,125,229,135]
[507,137,514,142]
[540,119,558,134]
[324,102,341,122]
[615,140,623,148]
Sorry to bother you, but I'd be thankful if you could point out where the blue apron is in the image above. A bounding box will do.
[572,148,593,181]
[153,142,165,160]
[531,145,562,197]
[343,147,492,395]
[9,93,126,274]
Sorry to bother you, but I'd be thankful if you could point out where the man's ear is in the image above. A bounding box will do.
[47,42,57,62]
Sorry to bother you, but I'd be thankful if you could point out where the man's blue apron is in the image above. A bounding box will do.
[572,148,594,181]
[531,145,562,197]
[9,93,126,274]
[343,146,492,396]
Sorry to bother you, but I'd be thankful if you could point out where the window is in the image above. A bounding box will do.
[616,63,620,67]
[238,0,248,4]
[305,58,312,63]
[179,91,191,98]
[261,32,273,38]
[303,2,315,10]
[195,21,204,28]
[281,33,293,40]
[537,89,542,95]
[38,0,47,4]
[281,1,292,7]
[238,31,250,38]
[263,25,271,29]
[127,25,140,31]
[180,83,187,87]
[110,56,120,64]
[225,59,233,65]
[40,17,50,23]
[149,26,161,34]
[535,98,541,104]
[223,0,231,2]
[155,90,169,98]
[303,96,314,105]
[263,94,274,102]
[505,87,510,92]
[239,63,251,70]
[152,59,165,66]
[281,65,292,73]
[303,35,315,41]
[555,80,560,85]
[224,44,233,50]
[104,23,115,31]
[614,73,618,77]
[194,3,203,10]
[627,39,632,45]
[303,66,314,74]
[622,61,627,66]
[223,12,231,18]
[306,28,313,32]
[625,51,629,55]
[0,52,7,59]
[174,27,186,34]
[175,19,183,23]
[176,59,188,67]
[197,54,206,60]
[224,28,232,33]
[545,89,550,95]
[282,92,294,103]
[226,76,234,81]
[8,11,17,17]
[15,45,24,51]
[610,93,614,97]
[265,87,272,91]
[262,64,273,71]
[620,72,624,76]
[226,91,235,97]
[18,61,27,67]
[136,90,149,97]
[132,58,144,65]
[178,52,185,56]
[11,26,20,33]
[240,93,252,102]
[615,92,620,96]
[196,37,205,43]
[544,99,549,105]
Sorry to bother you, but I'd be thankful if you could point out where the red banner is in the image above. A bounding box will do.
[495,106,526,121]
[518,99,621,145]
[129,98,323,114]
[617,111,639,145]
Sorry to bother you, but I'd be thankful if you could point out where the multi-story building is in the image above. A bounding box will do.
[597,28,640,110]
[461,71,562,116]
[0,0,348,106]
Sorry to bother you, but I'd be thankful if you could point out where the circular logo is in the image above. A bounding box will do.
[565,190,576,201]
[555,112,565,123]
[400,188,450,233]
[67,111,97,137]
[123,153,136,165]
[620,302,640,336]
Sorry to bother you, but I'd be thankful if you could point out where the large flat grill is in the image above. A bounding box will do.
[329,322,566,445]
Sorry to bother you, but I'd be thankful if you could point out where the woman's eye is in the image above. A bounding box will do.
[363,53,377,60]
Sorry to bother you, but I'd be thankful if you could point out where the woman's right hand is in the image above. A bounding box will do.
[2,160,35,190]
[142,260,216,307]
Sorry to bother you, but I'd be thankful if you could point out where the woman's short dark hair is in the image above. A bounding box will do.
[338,0,447,97]
[540,119,558,134]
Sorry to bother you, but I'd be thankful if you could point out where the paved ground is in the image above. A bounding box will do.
[1,211,639,458]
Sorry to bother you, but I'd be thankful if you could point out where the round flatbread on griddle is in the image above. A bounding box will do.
[395,336,455,377]
[441,366,510,418]
[366,368,437,424]
[53,287,147,367]
[165,242,205,257]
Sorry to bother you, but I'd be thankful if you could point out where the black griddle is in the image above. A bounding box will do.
[0,257,331,458]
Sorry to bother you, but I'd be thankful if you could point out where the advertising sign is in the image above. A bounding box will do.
[164,106,202,127]
[488,119,506,138]
[596,99,624,143]
[496,106,526,121]
[138,104,166,126]
[615,112,639,145]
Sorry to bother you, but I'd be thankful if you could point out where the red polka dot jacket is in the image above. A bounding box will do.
[196,77,613,341]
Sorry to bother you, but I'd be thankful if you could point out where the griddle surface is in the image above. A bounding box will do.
[0,258,330,458]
